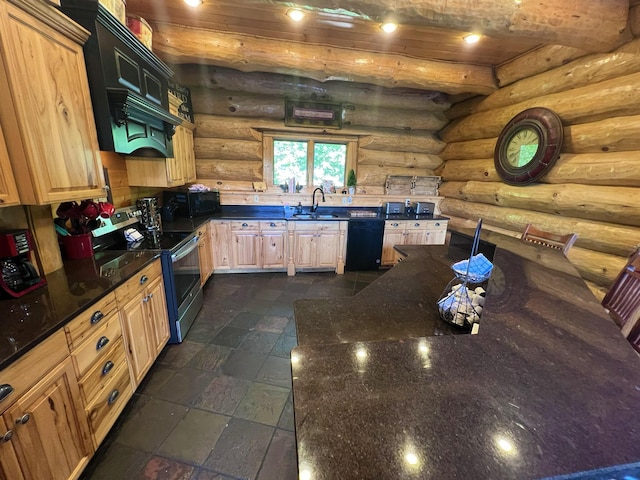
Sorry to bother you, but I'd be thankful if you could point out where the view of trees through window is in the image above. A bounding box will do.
[273,140,347,188]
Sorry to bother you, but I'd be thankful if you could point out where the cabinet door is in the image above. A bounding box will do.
[166,153,184,187]
[294,231,316,268]
[0,124,19,207]
[405,230,427,245]
[0,2,105,204]
[198,226,213,285]
[382,230,404,265]
[120,294,154,388]
[211,221,232,271]
[2,359,92,480]
[182,127,196,183]
[146,277,170,356]
[232,230,261,269]
[0,417,24,480]
[316,231,339,268]
[261,230,286,268]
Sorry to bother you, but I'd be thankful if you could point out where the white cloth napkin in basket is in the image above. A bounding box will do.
[451,253,493,283]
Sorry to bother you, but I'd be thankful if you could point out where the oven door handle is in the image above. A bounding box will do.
[171,236,199,263]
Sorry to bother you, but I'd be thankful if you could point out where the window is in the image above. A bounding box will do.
[263,132,357,190]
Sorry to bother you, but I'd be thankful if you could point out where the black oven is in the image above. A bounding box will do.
[163,189,220,219]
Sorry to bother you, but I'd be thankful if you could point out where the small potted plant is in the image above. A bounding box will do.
[347,169,357,195]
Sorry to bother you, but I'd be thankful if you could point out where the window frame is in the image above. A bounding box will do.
[263,132,358,190]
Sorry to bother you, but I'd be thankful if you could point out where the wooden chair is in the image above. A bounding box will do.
[602,248,640,353]
[521,224,578,254]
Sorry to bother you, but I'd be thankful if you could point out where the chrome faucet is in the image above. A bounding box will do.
[311,187,325,213]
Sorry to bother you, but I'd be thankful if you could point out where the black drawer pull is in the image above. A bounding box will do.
[414,223,420,227]
[270,222,276,227]
[0,384,14,403]
[96,336,110,351]
[107,389,120,405]
[1,430,12,442]
[15,414,30,425]
[242,223,248,227]
[392,223,399,227]
[140,274,148,285]
[102,361,114,376]
[90,311,104,325]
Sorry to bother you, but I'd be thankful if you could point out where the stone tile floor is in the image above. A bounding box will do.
[81,269,386,480]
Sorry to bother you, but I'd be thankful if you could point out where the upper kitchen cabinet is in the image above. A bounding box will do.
[0,123,19,207]
[0,0,106,205]
[59,0,181,158]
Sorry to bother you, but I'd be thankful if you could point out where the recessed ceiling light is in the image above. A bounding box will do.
[184,0,202,6]
[287,9,305,22]
[463,33,481,44]
[380,22,398,33]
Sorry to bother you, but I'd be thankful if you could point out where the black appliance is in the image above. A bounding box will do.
[92,207,203,343]
[163,189,221,218]
[0,230,47,298]
[59,1,182,157]
[346,219,385,271]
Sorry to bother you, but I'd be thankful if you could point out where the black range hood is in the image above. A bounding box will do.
[60,0,181,157]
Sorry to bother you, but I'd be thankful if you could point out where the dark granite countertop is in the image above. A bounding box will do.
[291,232,640,479]
[0,250,158,370]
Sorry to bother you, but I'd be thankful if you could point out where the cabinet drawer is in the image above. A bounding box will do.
[385,221,405,230]
[405,221,428,230]
[231,221,259,231]
[86,362,132,445]
[78,337,127,405]
[0,330,68,412]
[71,313,122,377]
[315,222,340,232]
[259,220,286,230]
[64,292,118,349]
[426,221,448,231]
[115,259,161,306]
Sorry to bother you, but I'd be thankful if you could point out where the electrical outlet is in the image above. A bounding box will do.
[254,195,259,202]
[342,196,348,205]
[405,198,411,206]
[347,195,353,204]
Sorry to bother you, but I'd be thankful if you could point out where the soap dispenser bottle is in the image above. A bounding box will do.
[295,202,303,214]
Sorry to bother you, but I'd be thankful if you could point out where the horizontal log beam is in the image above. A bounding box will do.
[441,199,638,259]
[440,138,496,161]
[495,45,589,87]
[358,132,444,154]
[357,149,442,169]
[440,159,498,182]
[196,159,263,181]
[343,105,448,131]
[441,71,640,143]
[357,165,434,187]
[478,39,640,114]
[194,138,262,161]
[175,64,451,112]
[439,181,640,227]
[152,22,497,95]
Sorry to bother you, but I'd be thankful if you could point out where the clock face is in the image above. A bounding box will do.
[506,128,539,167]
[494,108,563,185]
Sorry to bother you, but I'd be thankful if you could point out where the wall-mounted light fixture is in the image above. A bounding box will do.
[184,0,203,7]
[380,21,398,33]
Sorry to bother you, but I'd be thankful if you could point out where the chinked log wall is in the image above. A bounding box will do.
[439,35,640,299]
[174,65,448,195]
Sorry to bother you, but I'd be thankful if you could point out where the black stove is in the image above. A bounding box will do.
[384,213,439,221]
[100,231,191,253]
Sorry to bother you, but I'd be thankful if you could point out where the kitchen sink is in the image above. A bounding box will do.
[316,214,338,219]
[292,214,314,219]
[291,213,340,219]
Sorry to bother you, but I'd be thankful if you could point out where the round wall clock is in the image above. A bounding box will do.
[494,107,563,185]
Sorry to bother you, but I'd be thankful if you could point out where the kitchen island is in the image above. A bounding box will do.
[291,232,640,479]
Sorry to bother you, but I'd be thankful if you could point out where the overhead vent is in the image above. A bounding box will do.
[60,0,182,157]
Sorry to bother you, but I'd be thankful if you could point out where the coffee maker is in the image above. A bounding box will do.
[0,230,47,297]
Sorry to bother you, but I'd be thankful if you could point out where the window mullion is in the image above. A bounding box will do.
[307,140,315,188]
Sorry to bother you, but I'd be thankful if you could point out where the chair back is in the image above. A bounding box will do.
[521,224,578,254]
[602,248,640,352]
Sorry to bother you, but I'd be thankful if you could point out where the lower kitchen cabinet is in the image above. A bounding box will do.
[231,221,261,269]
[260,221,287,269]
[382,219,448,266]
[198,222,214,285]
[0,356,92,480]
[211,220,233,271]
[287,221,347,275]
[116,260,170,388]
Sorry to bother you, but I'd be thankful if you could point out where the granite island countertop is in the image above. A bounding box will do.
[291,232,640,479]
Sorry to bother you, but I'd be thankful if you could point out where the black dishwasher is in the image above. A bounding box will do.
[346,219,385,270]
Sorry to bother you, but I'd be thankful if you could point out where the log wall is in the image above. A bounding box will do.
[440,39,640,298]
[175,65,447,196]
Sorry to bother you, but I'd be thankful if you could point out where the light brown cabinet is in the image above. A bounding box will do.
[230,220,287,271]
[211,220,233,271]
[0,123,19,207]
[126,93,197,187]
[116,260,169,388]
[260,221,287,269]
[198,222,213,286]
[0,0,105,205]
[0,331,92,480]
[382,219,448,266]
[287,221,347,275]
